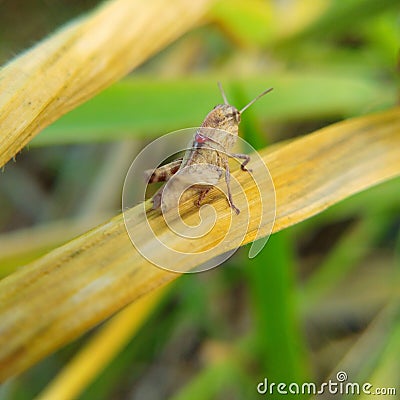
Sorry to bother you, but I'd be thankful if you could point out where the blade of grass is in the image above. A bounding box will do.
[357,321,400,398]
[0,107,399,381]
[0,215,108,279]
[170,338,255,400]
[313,298,400,400]
[291,0,400,40]
[0,0,213,167]
[35,287,167,400]
[210,0,329,45]
[30,73,396,146]
[291,177,400,235]
[245,231,310,388]
[239,94,309,388]
[171,360,251,400]
[301,210,397,306]
[210,0,274,47]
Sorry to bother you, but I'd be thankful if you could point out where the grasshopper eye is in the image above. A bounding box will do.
[226,110,240,122]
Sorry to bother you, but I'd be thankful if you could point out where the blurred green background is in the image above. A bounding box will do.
[0,0,399,399]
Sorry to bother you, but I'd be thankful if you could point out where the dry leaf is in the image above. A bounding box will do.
[0,0,212,167]
[0,107,399,380]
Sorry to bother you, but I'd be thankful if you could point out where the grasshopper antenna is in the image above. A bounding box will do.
[240,87,273,114]
[217,81,229,105]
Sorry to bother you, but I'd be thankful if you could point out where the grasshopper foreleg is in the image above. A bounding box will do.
[222,158,240,215]
[229,153,251,172]
[196,133,252,173]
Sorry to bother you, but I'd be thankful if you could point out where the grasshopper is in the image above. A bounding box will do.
[146,83,273,214]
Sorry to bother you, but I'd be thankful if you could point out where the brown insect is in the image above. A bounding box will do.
[146,83,273,214]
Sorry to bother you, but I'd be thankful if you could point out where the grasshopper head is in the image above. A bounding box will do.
[197,83,273,146]
[202,82,273,133]
[201,104,241,134]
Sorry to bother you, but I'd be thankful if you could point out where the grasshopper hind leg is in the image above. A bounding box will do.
[146,159,183,210]
[195,187,211,208]
[145,158,182,184]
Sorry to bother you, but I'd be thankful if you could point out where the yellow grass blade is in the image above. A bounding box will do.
[0,107,399,381]
[36,287,167,400]
[0,0,212,167]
